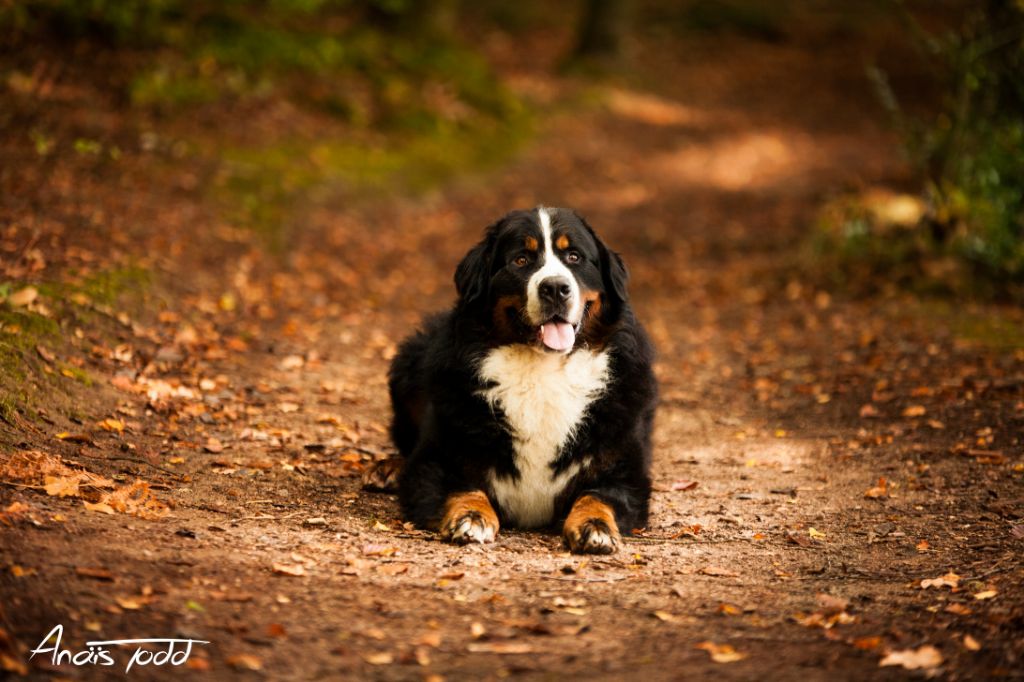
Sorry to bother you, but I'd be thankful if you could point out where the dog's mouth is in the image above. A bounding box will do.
[537,315,582,352]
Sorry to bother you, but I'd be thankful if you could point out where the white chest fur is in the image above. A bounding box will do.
[477,346,610,527]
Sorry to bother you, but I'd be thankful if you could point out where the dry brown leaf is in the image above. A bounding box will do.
[75,566,115,581]
[272,563,306,577]
[363,652,394,665]
[362,544,398,557]
[466,642,533,654]
[695,641,747,663]
[901,405,927,418]
[879,645,942,670]
[963,635,981,651]
[417,632,443,648]
[859,404,880,418]
[852,636,882,651]
[226,654,263,671]
[83,501,116,515]
[920,572,960,590]
[864,477,888,499]
[377,563,410,576]
[94,481,169,519]
[670,480,699,491]
[98,418,126,433]
[973,589,997,600]
[44,475,81,498]
[54,432,95,445]
[204,437,224,453]
[7,286,38,307]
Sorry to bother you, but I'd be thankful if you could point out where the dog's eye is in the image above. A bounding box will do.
[513,255,530,267]
[565,251,581,264]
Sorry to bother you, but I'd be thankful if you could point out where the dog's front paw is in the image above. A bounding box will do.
[564,517,620,554]
[563,495,621,554]
[439,491,499,545]
[361,458,402,492]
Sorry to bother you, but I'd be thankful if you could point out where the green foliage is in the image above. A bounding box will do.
[868,1,1024,295]
[3,1,519,134]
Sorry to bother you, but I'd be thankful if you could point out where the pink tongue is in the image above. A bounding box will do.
[540,321,576,351]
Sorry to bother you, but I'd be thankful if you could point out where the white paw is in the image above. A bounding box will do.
[443,513,496,544]
[565,519,620,554]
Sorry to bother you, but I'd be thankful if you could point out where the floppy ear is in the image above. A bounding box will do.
[454,221,500,307]
[575,211,628,308]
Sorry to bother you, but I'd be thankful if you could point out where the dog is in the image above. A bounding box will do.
[377,207,656,554]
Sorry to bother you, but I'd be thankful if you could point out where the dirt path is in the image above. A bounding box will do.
[3,24,1023,682]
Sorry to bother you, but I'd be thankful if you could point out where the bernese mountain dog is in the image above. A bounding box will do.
[377,207,657,554]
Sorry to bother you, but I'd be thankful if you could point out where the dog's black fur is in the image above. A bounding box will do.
[389,208,657,541]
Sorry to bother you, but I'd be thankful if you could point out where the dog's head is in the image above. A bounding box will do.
[455,207,628,353]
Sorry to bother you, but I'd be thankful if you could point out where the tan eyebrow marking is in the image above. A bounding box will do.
[555,234,570,250]
[525,236,538,251]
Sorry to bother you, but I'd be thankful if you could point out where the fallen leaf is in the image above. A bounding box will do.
[204,437,224,454]
[963,635,981,651]
[695,641,747,663]
[671,480,699,491]
[466,642,533,654]
[44,475,80,498]
[852,636,882,651]
[266,623,287,639]
[226,654,263,671]
[879,645,942,670]
[362,544,398,557]
[973,589,997,600]
[808,527,826,540]
[272,563,306,577]
[864,477,888,499]
[83,501,116,515]
[859,404,879,418]
[417,632,442,648]
[718,603,742,615]
[98,418,126,433]
[945,603,972,615]
[651,610,676,622]
[377,563,410,576]
[916,540,929,552]
[7,286,38,307]
[54,432,95,445]
[920,572,960,590]
[902,405,927,418]
[75,566,115,581]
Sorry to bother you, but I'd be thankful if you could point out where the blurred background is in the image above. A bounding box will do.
[2,0,1022,299]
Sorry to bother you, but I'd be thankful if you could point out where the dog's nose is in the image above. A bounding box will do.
[538,277,572,304]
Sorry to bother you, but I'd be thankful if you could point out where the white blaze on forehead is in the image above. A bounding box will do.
[527,207,581,325]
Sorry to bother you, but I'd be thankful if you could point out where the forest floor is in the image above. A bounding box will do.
[2,13,1023,682]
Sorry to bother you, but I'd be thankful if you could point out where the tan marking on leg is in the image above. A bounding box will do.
[440,491,499,544]
[555,234,570,250]
[525,236,539,251]
[563,494,620,554]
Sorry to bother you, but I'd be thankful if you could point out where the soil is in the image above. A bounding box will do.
[2,14,1023,682]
